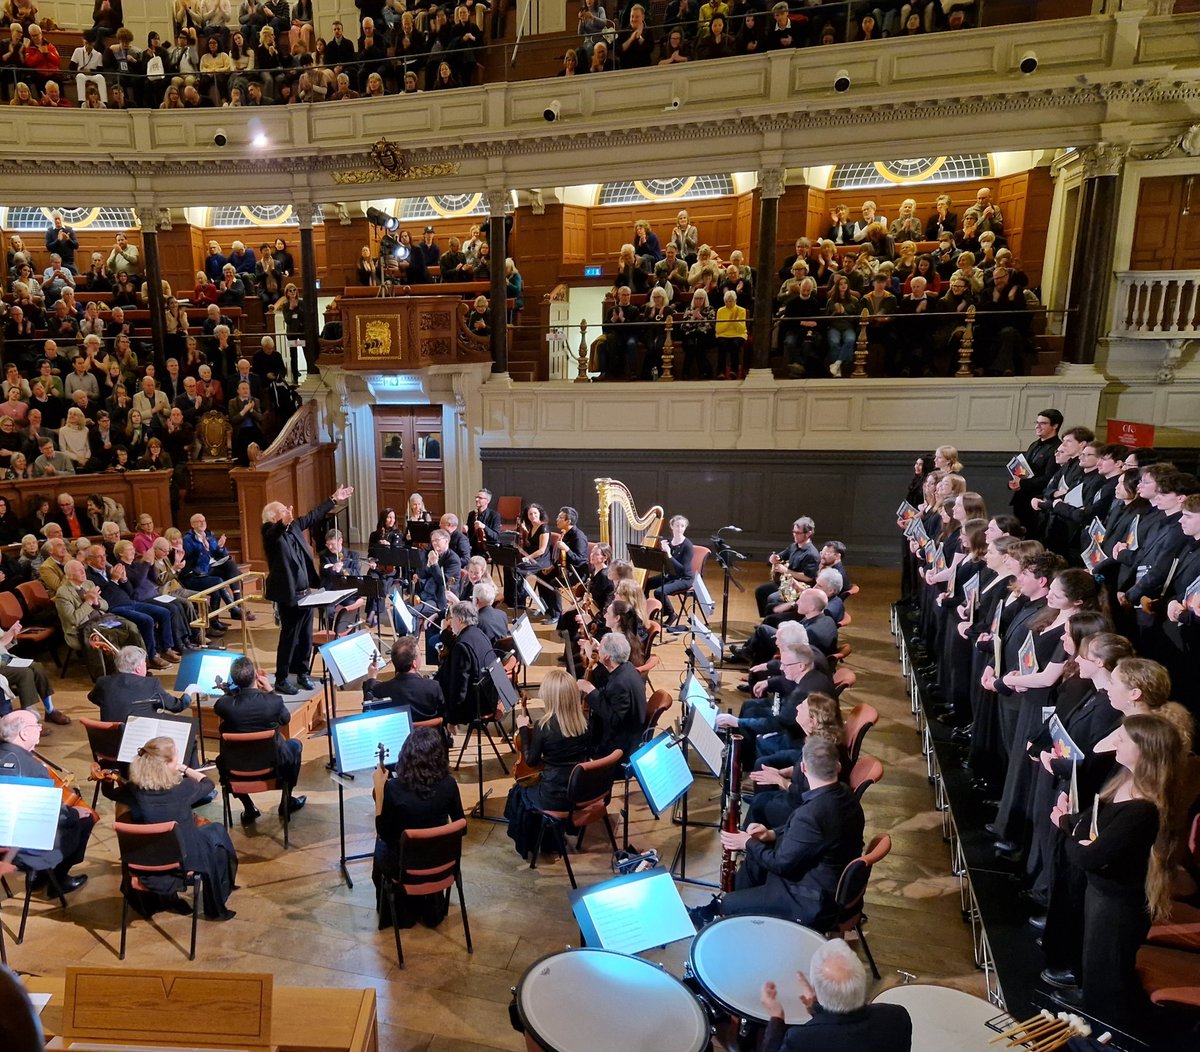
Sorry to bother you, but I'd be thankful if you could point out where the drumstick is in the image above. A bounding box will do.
[990,1010,1053,1042]
[1009,1015,1065,1046]
[1030,1014,1092,1052]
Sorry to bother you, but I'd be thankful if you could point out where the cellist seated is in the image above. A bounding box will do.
[502,669,596,860]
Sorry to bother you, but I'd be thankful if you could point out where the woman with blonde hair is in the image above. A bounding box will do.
[504,668,595,858]
[58,407,92,469]
[126,734,239,920]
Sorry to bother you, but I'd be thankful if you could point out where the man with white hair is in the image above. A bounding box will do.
[577,631,646,758]
[88,646,192,724]
[759,938,912,1051]
[261,484,353,695]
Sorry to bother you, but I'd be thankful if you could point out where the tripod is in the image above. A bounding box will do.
[454,662,514,823]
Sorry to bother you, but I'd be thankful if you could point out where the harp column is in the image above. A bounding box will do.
[749,166,786,374]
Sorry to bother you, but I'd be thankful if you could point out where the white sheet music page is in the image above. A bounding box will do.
[118,715,193,763]
[0,777,62,850]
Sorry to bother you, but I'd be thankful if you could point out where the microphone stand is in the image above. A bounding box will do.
[710,529,747,662]
[456,661,513,824]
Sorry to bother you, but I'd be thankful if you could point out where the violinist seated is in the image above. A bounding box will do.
[577,632,646,760]
[0,709,94,896]
[471,580,511,647]
[124,735,238,922]
[503,669,596,860]
[510,502,552,611]
[435,601,499,730]
[372,725,464,930]
[363,637,447,729]
[319,529,367,635]
[439,513,472,581]
[412,529,462,663]
[688,736,863,929]
[580,597,645,689]
[557,543,614,666]
[541,506,590,623]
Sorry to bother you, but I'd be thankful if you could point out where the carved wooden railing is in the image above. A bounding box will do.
[1112,270,1200,340]
[247,399,320,466]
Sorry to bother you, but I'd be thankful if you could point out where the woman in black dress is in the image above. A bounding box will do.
[504,669,595,859]
[0,495,21,545]
[126,735,239,920]
[372,726,464,929]
[511,502,551,609]
[1042,713,1186,1026]
[367,507,403,628]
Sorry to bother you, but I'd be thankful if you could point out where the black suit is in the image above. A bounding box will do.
[477,604,510,645]
[763,1003,913,1052]
[415,548,462,616]
[722,782,864,926]
[363,671,445,724]
[88,672,189,723]
[587,659,646,758]
[214,687,301,791]
[466,506,501,557]
[0,743,95,881]
[262,499,335,681]
[436,624,496,724]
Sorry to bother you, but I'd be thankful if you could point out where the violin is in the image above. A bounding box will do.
[512,691,543,787]
[33,750,99,822]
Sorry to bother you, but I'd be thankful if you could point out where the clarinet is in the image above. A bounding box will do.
[719,731,743,893]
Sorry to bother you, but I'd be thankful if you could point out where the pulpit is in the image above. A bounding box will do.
[334,289,493,370]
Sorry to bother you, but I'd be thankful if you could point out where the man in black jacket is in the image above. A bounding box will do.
[578,632,646,759]
[1008,408,1062,537]
[541,506,589,622]
[214,656,305,822]
[698,736,863,927]
[436,602,497,727]
[261,484,353,695]
[756,517,819,616]
[363,636,445,723]
[89,645,192,723]
[465,487,502,559]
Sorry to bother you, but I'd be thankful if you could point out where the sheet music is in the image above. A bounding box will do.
[681,674,712,710]
[629,734,693,817]
[687,705,725,777]
[118,714,194,763]
[391,591,416,634]
[332,708,413,774]
[0,776,62,850]
[1017,631,1039,676]
[572,870,696,955]
[320,631,380,686]
[152,594,177,604]
[3,656,33,669]
[522,574,547,615]
[194,652,238,693]
[1006,453,1033,480]
[299,588,358,608]
[1063,483,1084,508]
[896,500,918,523]
[511,613,543,667]
[690,694,719,729]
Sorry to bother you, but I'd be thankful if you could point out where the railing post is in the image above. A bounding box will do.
[852,308,870,378]
[575,319,590,383]
[659,314,675,381]
[956,307,977,378]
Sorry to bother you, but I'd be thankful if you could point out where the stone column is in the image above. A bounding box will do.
[1063,142,1126,366]
[296,200,322,380]
[750,167,785,373]
[139,209,168,365]
[486,188,509,375]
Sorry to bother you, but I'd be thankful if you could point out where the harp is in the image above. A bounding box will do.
[595,478,665,585]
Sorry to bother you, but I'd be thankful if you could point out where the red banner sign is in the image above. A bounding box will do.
[1106,420,1156,449]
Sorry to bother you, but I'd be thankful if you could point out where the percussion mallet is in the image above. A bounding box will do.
[1030,1014,1093,1052]
[1010,1012,1067,1046]
[990,1009,1053,1043]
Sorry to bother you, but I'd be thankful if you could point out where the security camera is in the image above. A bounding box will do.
[213,128,228,147]
[543,101,560,123]
[670,96,681,109]
[1019,51,1038,75]
[833,70,851,94]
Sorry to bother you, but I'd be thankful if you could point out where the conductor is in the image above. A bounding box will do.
[262,485,354,695]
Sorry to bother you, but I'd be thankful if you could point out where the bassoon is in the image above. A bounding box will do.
[719,731,743,892]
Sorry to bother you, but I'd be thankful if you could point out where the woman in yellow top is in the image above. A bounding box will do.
[715,288,747,380]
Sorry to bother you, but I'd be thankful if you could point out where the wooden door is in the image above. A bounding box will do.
[371,405,445,522]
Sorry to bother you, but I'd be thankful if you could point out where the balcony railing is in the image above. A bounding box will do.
[1112,271,1200,339]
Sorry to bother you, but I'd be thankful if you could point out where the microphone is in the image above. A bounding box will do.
[719,525,743,532]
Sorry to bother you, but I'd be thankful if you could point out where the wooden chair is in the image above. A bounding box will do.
[672,545,712,628]
[218,730,293,848]
[11,857,70,945]
[381,817,471,968]
[644,688,673,734]
[825,833,891,979]
[635,653,660,689]
[79,717,126,809]
[113,820,201,961]
[529,749,623,888]
[849,754,884,803]
[843,703,879,766]
[1137,942,1200,1008]
[497,495,523,529]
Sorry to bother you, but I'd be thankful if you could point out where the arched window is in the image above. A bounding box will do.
[209,205,324,226]
[597,175,735,206]
[1,206,138,231]
[397,193,502,221]
[829,155,992,190]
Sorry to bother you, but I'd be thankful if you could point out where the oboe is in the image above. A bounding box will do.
[720,731,743,892]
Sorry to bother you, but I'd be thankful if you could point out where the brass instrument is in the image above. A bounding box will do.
[720,731,743,892]
[595,478,665,587]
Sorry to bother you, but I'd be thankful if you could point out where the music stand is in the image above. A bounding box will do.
[569,868,696,954]
[329,706,414,888]
[458,657,518,822]
[342,574,389,651]
[406,521,435,546]
[0,777,62,851]
[118,713,197,769]
[175,648,243,766]
[627,543,672,584]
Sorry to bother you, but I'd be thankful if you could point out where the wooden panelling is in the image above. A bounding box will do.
[321,217,372,291]
[1128,176,1200,271]
[585,197,746,262]
[562,204,589,263]
[1017,167,1055,288]
[736,190,758,262]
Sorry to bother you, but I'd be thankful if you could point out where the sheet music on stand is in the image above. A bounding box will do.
[0,776,62,850]
[685,702,725,777]
[174,649,243,694]
[299,588,358,608]
[569,868,696,955]
[407,521,435,546]
[511,612,543,667]
[628,732,694,818]
[486,657,519,711]
[680,673,712,710]
[318,630,382,687]
[117,713,196,764]
[391,591,417,634]
[521,574,547,615]
[331,707,413,776]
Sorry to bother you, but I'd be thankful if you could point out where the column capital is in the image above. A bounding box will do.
[1080,141,1127,180]
[485,188,509,216]
[757,168,787,200]
[292,201,320,228]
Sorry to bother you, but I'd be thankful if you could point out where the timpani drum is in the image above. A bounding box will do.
[872,983,1000,1051]
[511,948,711,1052]
[686,915,828,1026]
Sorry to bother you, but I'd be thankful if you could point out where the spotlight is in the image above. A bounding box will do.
[543,100,560,123]
[380,233,409,261]
[367,206,399,231]
[833,70,850,94]
[1019,51,1038,75]
[213,128,228,147]
[252,132,269,147]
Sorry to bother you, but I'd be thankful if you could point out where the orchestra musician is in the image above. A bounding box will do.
[371,725,464,930]
[643,514,695,626]
[756,516,820,616]
[363,636,446,725]
[125,735,239,921]
[413,529,462,662]
[503,668,596,859]
[577,632,646,759]
[436,601,498,728]
[213,657,307,823]
[689,736,863,928]
[581,597,646,688]
[0,709,94,896]
[472,580,511,646]
[319,529,367,635]
[557,543,613,668]
[404,492,433,543]
[366,507,403,628]
[542,506,589,622]
[88,645,192,724]
[439,513,472,576]
[511,502,552,609]
[466,487,502,559]
[262,485,353,696]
